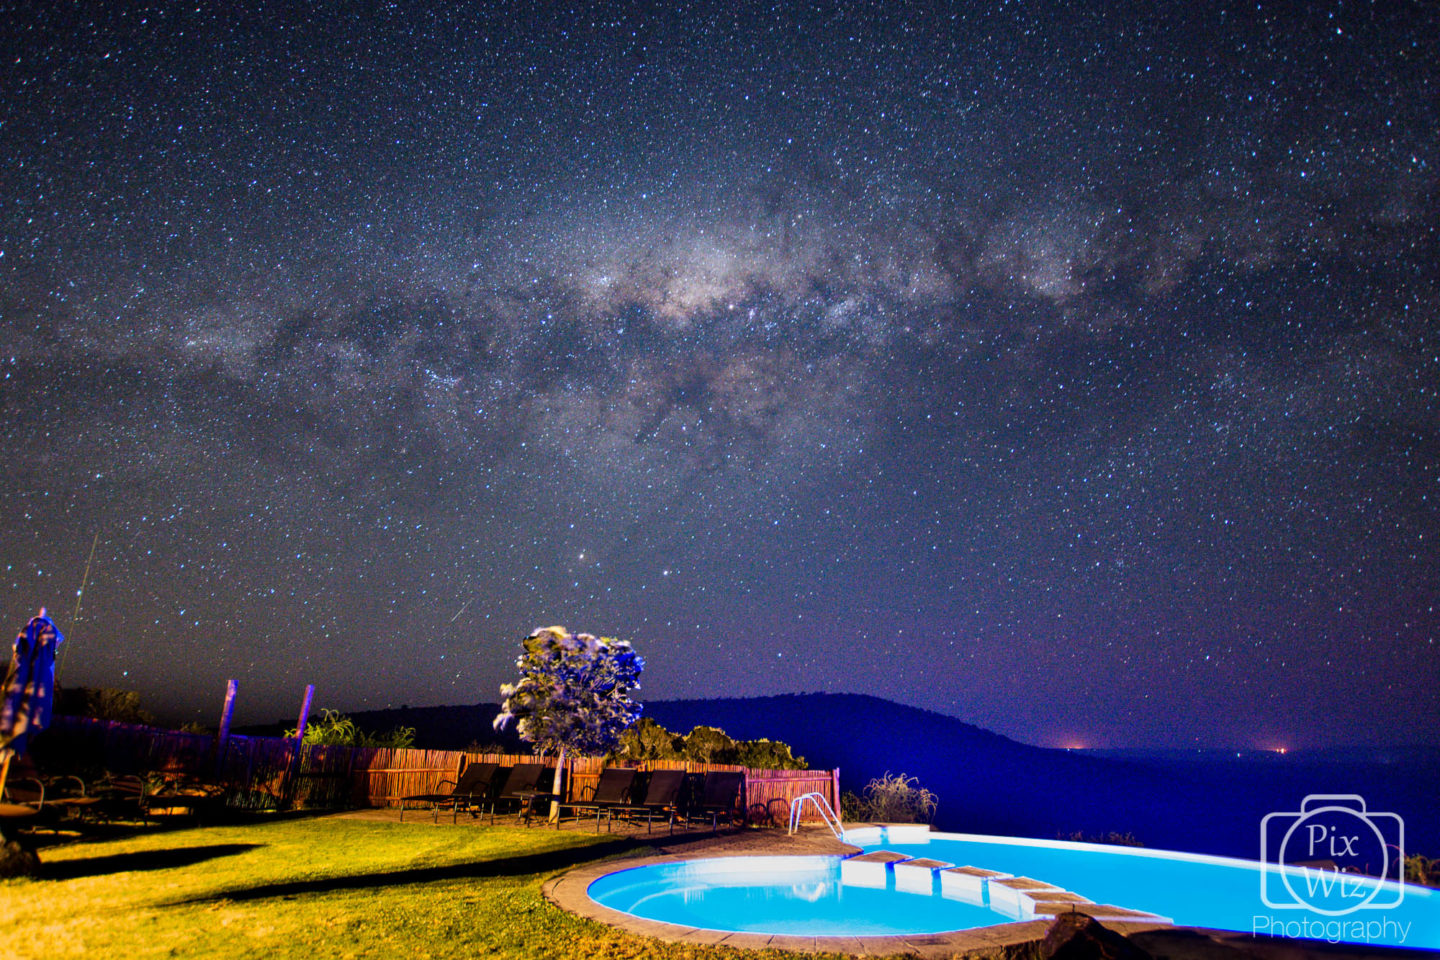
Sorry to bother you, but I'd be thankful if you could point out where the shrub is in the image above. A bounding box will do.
[857,772,937,823]
[1060,830,1144,847]
[1406,853,1439,886]
[287,709,416,748]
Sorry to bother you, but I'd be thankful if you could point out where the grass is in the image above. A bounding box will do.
[0,815,866,960]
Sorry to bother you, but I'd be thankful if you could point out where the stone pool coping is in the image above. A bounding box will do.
[542,844,1173,958]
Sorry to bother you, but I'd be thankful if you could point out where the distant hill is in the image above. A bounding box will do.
[343,702,526,753]
[349,692,1438,860]
[647,693,1207,846]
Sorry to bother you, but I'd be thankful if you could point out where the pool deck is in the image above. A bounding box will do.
[540,823,1174,958]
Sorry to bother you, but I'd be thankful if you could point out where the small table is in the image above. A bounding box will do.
[514,791,562,826]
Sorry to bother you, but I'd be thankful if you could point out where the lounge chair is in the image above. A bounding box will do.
[1,761,106,829]
[562,767,639,832]
[615,768,685,834]
[399,761,499,823]
[692,771,745,832]
[488,762,549,823]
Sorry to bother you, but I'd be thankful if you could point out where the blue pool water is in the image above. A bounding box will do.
[586,854,1009,936]
[586,829,1439,949]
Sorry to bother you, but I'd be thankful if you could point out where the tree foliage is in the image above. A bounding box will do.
[56,686,156,726]
[493,626,643,757]
[681,725,735,763]
[610,718,807,769]
[610,717,682,761]
[733,737,805,770]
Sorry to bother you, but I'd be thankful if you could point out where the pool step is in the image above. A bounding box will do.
[940,865,1013,905]
[845,850,912,862]
[892,857,955,895]
[840,850,912,889]
[989,876,1074,918]
[1020,891,1092,912]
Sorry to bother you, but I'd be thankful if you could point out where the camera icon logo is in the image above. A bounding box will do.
[1260,794,1404,915]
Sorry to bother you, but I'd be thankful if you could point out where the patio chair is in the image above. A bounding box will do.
[692,771,745,832]
[93,774,148,825]
[488,762,549,823]
[0,774,46,825]
[562,767,638,833]
[137,773,228,822]
[1,760,101,829]
[399,761,499,823]
[615,768,685,834]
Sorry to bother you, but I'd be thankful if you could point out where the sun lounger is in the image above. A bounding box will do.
[615,768,685,834]
[692,771,745,832]
[399,761,499,823]
[562,767,639,832]
[489,762,549,823]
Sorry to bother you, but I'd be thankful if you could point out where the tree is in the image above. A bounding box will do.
[681,725,737,764]
[493,626,643,818]
[611,717,682,762]
[733,737,806,770]
[56,686,156,726]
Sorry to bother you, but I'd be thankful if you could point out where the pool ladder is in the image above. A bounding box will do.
[788,791,844,839]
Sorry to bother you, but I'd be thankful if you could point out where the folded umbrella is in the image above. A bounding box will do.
[1,608,65,765]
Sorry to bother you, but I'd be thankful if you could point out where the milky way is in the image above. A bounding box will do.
[2,1,1436,745]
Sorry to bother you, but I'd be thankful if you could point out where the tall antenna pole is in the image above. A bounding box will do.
[57,531,99,680]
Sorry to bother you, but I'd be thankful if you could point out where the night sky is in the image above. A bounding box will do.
[2,2,1436,748]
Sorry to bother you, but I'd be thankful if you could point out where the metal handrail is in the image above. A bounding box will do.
[788,790,844,839]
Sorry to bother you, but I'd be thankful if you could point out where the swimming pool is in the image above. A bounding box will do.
[585,828,1439,950]
[586,854,1008,936]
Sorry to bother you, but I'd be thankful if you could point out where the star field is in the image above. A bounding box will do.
[1,1,1436,746]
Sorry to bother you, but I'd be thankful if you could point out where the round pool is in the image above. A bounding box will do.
[586,854,1009,936]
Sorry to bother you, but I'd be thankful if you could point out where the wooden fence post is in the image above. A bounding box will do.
[832,767,841,813]
[293,684,315,741]
[214,679,237,779]
[281,684,315,809]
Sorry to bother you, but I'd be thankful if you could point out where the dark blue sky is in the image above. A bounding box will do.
[2,1,1436,747]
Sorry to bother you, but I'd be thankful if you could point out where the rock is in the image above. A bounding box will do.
[0,837,40,878]
[1041,912,1152,960]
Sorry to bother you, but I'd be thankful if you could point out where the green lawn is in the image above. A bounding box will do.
[1,816,859,960]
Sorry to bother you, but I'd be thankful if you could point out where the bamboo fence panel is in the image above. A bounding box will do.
[363,748,467,806]
[742,768,840,825]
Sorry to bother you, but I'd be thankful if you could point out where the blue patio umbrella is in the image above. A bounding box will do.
[0,608,65,766]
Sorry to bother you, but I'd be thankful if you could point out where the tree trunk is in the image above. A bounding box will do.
[550,745,566,822]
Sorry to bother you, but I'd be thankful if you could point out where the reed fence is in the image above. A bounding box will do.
[41,715,840,822]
